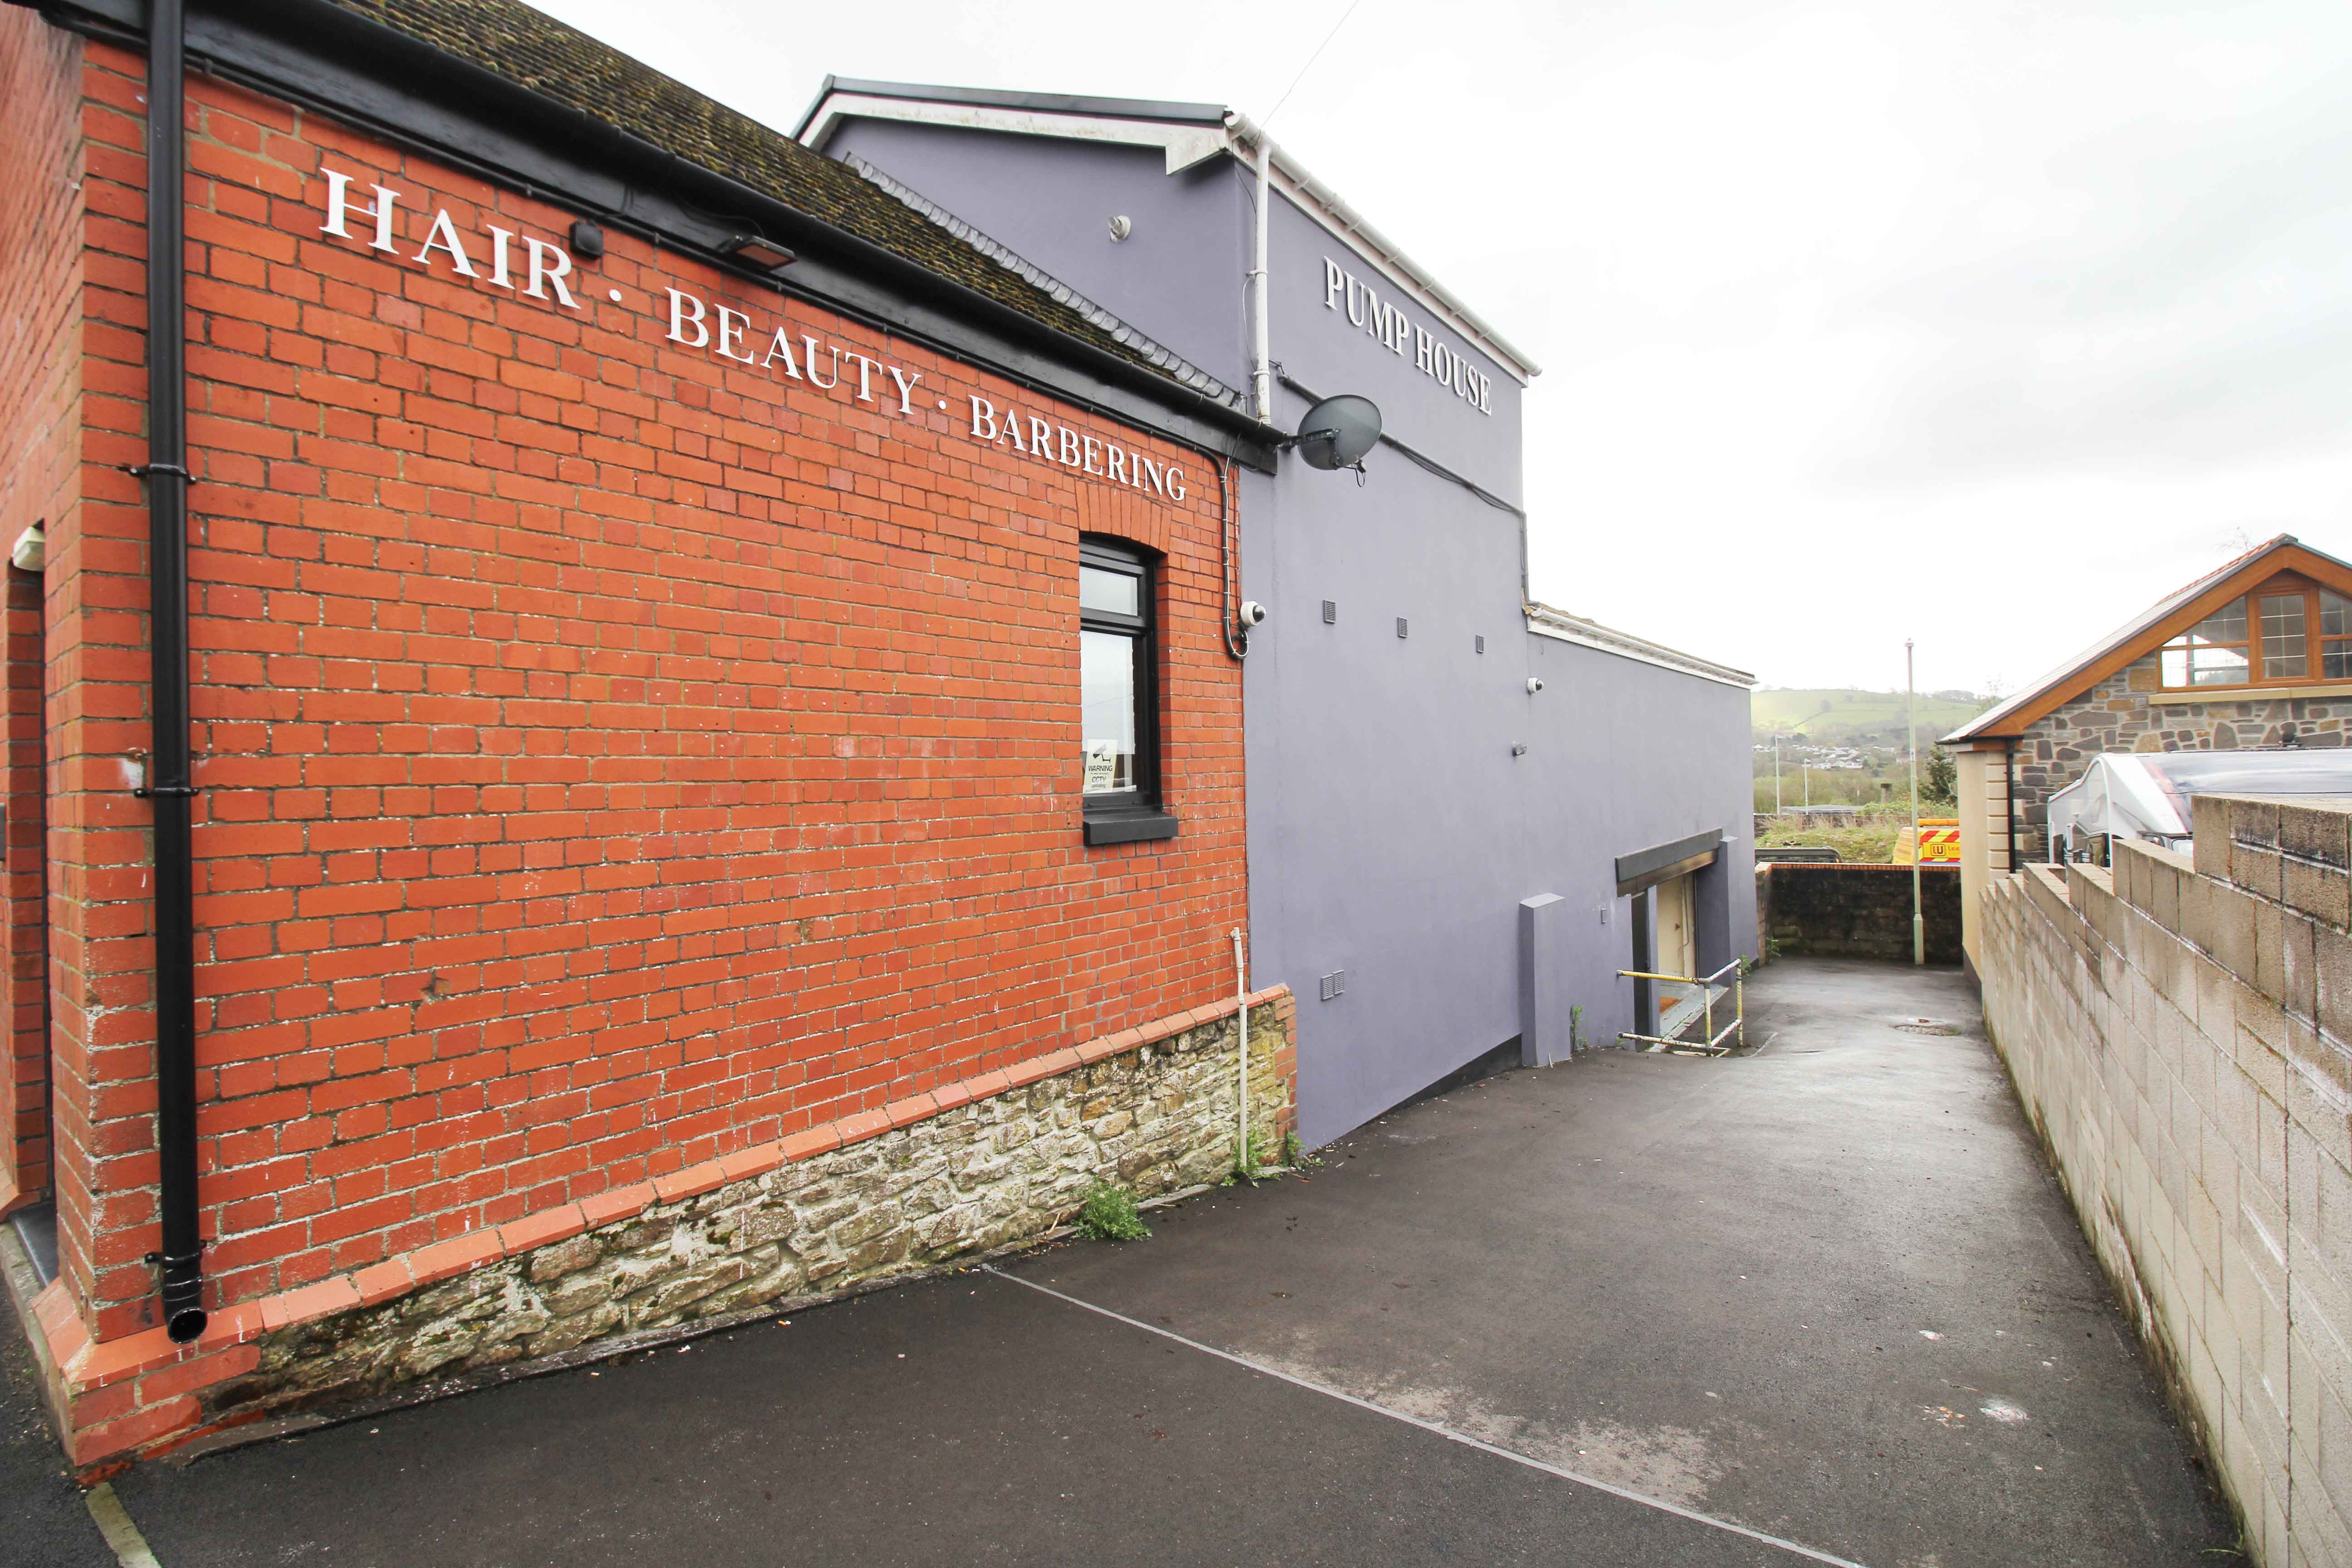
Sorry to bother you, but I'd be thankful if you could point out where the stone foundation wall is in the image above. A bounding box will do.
[1979,800,2351,1566]
[23,991,1294,1469]
[1758,864,1961,963]
[2013,648,2351,861]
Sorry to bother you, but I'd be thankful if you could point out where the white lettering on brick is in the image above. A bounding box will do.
[320,169,399,253]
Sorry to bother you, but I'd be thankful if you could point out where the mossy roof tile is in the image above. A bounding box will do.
[319,0,1183,384]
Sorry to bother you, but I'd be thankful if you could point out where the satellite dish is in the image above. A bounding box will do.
[1291,394,1381,471]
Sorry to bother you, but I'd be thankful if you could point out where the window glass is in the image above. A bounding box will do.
[2162,595,2249,687]
[2261,594,2308,677]
[1080,629,1137,794]
[2187,599,2247,645]
[1079,566,1138,617]
[2159,645,2249,686]
[2321,591,2352,680]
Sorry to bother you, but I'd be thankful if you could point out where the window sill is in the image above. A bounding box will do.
[2149,680,2352,705]
[1083,811,1179,847]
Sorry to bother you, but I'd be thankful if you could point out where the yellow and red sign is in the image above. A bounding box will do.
[1896,819,1960,864]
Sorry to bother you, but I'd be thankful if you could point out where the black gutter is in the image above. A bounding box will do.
[136,0,206,1343]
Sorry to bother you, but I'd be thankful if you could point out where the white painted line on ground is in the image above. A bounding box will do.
[985,1264,1876,1568]
[86,1482,163,1568]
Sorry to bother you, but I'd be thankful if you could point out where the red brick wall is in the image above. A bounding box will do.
[54,42,1246,1343]
[0,10,83,1215]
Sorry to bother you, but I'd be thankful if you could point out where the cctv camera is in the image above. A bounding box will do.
[1239,600,1269,627]
[1526,676,1546,694]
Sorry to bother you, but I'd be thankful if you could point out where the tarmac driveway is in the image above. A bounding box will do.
[19,958,2237,1566]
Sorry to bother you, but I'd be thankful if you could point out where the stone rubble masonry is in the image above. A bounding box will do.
[1755,863,1961,964]
[19,988,1294,1471]
[6,25,1249,1367]
[1980,795,2352,1568]
[2010,647,2349,862]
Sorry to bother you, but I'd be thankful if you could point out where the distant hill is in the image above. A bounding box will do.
[1752,688,1995,748]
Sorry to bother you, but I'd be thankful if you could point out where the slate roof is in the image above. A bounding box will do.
[318,0,1195,392]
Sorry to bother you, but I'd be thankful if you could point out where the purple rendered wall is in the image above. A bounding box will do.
[821,119,1252,391]
[812,112,1756,1147]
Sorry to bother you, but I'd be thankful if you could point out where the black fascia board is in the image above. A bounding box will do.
[799,74,1230,140]
[25,0,1277,473]
[1614,828,1725,897]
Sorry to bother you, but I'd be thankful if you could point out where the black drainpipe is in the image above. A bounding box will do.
[137,0,206,1344]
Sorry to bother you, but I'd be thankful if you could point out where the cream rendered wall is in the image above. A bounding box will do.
[1953,744,2013,975]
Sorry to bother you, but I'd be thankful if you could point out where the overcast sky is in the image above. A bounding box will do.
[539,0,2352,697]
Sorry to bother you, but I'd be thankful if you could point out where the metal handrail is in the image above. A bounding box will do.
[1616,959,1744,1054]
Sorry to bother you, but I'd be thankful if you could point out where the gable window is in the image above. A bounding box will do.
[2161,600,2248,687]
[2324,591,2352,678]
[2160,573,2352,691]
[1078,538,1177,846]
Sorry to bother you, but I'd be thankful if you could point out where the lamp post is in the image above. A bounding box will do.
[1907,639,1923,965]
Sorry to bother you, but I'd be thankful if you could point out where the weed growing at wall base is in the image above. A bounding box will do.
[1076,1182,1152,1241]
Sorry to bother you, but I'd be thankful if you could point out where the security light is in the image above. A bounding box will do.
[722,234,797,272]
[1288,394,1381,472]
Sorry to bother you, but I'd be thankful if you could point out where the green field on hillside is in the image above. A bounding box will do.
[1752,688,1994,746]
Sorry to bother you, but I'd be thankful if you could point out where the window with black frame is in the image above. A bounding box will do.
[1078,539,1176,845]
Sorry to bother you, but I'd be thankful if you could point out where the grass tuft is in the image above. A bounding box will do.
[1075,1181,1151,1241]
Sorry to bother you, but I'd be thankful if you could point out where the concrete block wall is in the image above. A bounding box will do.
[1979,796,2352,1567]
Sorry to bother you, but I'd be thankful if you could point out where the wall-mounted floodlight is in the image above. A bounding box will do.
[722,234,798,272]
[1286,394,1381,474]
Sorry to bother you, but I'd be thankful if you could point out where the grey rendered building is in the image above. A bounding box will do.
[798,82,1757,1145]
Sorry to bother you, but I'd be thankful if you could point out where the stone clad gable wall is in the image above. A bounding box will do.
[1979,800,2352,1566]
[2012,647,2351,862]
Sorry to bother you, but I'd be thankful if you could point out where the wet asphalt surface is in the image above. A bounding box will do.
[0,1298,112,1568]
[7,958,2237,1566]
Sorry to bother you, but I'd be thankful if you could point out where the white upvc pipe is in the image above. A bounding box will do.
[1251,133,1273,423]
[1221,109,1538,382]
[1231,926,1250,1171]
[1907,639,1924,965]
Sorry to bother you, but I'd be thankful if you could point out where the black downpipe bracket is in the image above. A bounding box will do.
[140,0,206,1344]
